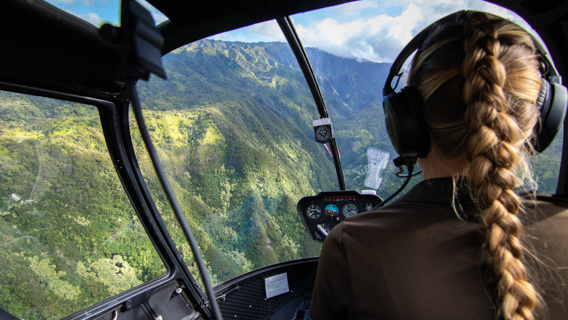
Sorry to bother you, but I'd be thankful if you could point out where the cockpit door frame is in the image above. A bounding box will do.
[0,80,214,320]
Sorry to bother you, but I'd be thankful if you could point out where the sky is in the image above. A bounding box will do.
[210,0,537,63]
[44,0,167,27]
[45,0,538,63]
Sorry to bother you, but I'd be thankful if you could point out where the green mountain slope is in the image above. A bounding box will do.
[134,40,347,283]
[0,93,165,319]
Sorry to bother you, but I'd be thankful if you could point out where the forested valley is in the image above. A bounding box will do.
[0,39,562,319]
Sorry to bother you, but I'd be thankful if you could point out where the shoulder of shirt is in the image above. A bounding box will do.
[535,194,568,203]
[523,193,568,210]
[338,201,457,240]
[326,219,345,243]
[347,200,450,221]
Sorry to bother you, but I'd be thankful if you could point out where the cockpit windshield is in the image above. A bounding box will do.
[0,1,565,319]
[132,21,338,286]
[128,0,563,288]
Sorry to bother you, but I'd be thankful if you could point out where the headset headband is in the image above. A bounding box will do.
[383,13,458,96]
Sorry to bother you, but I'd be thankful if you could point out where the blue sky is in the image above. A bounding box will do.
[44,0,167,27]
[210,0,534,63]
[45,0,535,63]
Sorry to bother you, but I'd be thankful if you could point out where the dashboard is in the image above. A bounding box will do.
[297,190,382,242]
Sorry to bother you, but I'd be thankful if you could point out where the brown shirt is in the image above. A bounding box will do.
[310,178,568,320]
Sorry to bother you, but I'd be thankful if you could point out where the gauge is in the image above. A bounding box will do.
[315,125,332,143]
[324,204,339,217]
[342,203,358,218]
[306,204,321,219]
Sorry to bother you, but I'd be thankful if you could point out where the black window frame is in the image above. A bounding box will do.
[0,80,213,320]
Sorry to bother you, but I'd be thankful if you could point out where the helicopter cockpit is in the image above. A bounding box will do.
[1,0,567,320]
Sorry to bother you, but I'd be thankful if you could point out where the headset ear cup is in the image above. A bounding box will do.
[401,86,431,158]
[533,80,568,153]
[536,79,548,110]
[383,91,408,156]
[383,86,430,160]
[532,80,550,152]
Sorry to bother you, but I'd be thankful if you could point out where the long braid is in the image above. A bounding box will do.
[461,13,539,320]
[408,11,542,320]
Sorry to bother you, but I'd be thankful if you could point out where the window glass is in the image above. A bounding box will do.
[0,92,165,319]
[292,0,562,197]
[132,20,337,286]
[531,126,563,194]
[44,0,167,27]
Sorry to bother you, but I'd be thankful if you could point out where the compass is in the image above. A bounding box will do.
[313,118,334,143]
[306,204,321,219]
[315,125,332,143]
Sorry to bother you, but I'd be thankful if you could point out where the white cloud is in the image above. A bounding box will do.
[208,0,542,62]
[386,4,422,43]
[408,0,531,32]
[295,3,424,62]
[77,12,103,26]
[212,20,286,43]
[292,0,539,63]
[248,21,286,42]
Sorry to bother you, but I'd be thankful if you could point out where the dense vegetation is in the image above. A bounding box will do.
[0,39,562,319]
[0,95,165,319]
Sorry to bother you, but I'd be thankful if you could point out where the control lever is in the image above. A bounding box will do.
[316,225,328,238]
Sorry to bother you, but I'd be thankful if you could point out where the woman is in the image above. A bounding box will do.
[310,11,568,320]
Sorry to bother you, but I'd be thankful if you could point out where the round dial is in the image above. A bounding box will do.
[306,204,321,219]
[316,125,331,141]
[324,204,339,217]
[342,203,358,218]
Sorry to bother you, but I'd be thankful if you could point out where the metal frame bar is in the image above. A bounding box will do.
[115,99,215,317]
[276,16,346,190]
[0,81,211,320]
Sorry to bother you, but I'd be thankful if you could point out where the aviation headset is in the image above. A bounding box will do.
[383,11,568,168]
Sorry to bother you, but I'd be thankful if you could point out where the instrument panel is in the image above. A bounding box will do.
[297,190,382,242]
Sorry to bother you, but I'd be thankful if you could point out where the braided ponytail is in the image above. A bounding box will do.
[408,11,542,320]
[462,13,539,320]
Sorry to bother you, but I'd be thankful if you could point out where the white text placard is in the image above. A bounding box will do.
[264,273,290,299]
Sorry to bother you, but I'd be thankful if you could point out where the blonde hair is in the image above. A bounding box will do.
[409,11,542,320]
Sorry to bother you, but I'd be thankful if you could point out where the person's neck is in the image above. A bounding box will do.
[417,149,469,180]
